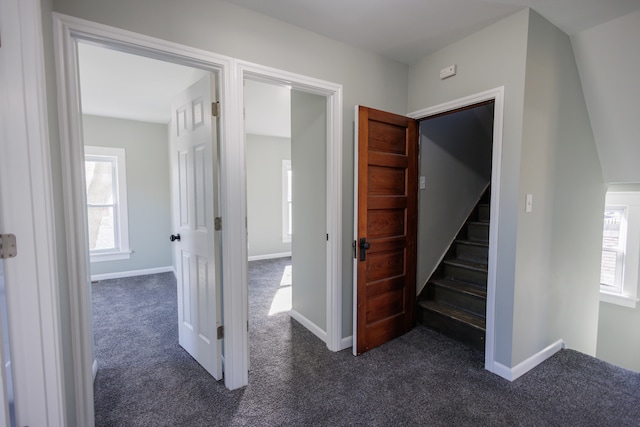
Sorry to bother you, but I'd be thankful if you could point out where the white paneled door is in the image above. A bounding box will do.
[170,75,223,379]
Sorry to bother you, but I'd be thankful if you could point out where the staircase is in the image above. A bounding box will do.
[417,189,490,351]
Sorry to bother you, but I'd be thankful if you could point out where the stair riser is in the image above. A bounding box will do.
[417,307,485,351]
[429,285,486,318]
[443,264,487,286]
[456,244,488,263]
[478,205,490,222]
[467,223,489,242]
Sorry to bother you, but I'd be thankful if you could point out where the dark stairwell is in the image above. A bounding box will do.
[417,188,490,351]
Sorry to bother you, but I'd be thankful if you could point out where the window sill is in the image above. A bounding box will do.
[90,250,132,263]
[600,290,638,308]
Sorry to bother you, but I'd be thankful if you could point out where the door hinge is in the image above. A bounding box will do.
[352,240,357,259]
[215,217,222,231]
[217,325,224,339]
[212,101,220,117]
[326,233,329,241]
[0,234,17,259]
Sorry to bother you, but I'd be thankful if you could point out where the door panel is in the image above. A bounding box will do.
[355,106,418,355]
[171,75,222,379]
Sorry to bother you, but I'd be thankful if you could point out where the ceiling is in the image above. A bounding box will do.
[78,0,640,128]
[78,43,291,136]
[224,0,640,64]
[78,43,208,124]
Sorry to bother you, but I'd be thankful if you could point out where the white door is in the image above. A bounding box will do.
[0,259,11,426]
[170,74,223,379]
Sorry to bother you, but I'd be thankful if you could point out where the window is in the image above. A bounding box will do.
[600,207,626,292]
[282,160,292,242]
[599,191,640,308]
[84,146,131,262]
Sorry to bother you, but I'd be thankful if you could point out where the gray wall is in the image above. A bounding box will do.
[246,134,291,258]
[82,115,172,275]
[52,0,409,339]
[598,302,640,372]
[417,104,493,292]
[409,9,529,367]
[291,90,327,331]
[571,9,640,184]
[513,10,604,364]
[573,7,640,373]
[409,8,604,367]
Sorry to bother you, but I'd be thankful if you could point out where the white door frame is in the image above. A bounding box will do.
[408,87,504,376]
[53,13,343,424]
[0,0,66,425]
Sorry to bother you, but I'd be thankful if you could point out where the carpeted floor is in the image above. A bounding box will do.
[92,257,640,426]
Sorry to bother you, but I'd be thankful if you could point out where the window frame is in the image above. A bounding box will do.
[600,191,640,308]
[282,159,292,243]
[84,146,131,262]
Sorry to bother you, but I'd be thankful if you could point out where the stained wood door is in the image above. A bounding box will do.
[171,74,222,379]
[354,106,418,355]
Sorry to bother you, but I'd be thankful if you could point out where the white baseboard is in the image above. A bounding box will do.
[248,252,292,262]
[290,309,327,343]
[90,266,174,282]
[92,359,98,382]
[340,335,353,351]
[491,339,565,381]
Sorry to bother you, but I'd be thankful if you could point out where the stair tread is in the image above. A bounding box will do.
[430,278,487,298]
[418,300,486,330]
[467,220,490,226]
[443,258,488,272]
[455,239,489,248]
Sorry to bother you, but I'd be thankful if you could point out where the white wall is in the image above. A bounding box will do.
[246,134,291,258]
[291,90,327,331]
[513,10,604,364]
[571,9,640,184]
[409,9,529,367]
[82,115,172,275]
[416,104,493,292]
[52,0,409,339]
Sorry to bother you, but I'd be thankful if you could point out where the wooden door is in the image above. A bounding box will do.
[171,74,222,379]
[354,106,418,355]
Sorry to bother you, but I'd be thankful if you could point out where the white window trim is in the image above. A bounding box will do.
[600,191,640,308]
[85,146,131,263]
[282,159,292,243]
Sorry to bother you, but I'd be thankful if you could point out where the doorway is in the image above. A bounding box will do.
[244,79,295,344]
[409,87,505,372]
[76,40,224,399]
[54,14,344,423]
[245,79,329,344]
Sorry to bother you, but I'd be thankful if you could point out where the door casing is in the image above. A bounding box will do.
[409,87,504,374]
[53,12,343,425]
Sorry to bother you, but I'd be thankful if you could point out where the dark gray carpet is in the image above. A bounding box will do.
[93,257,640,426]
